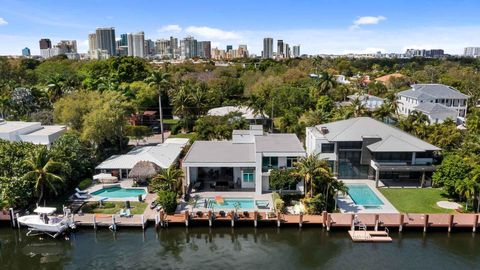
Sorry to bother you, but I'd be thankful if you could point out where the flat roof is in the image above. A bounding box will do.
[21,125,65,136]
[0,121,40,133]
[255,134,305,153]
[183,141,255,164]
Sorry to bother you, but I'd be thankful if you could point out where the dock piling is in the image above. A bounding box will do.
[322,211,327,227]
[231,211,235,227]
[208,210,213,227]
[254,211,258,227]
[277,212,281,228]
[184,210,189,227]
[399,214,404,232]
[448,214,454,233]
[15,213,20,228]
[9,208,14,228]
[326,213,331,231]
[423,214,429,233]
[299,213,303,228]
[374,214,379,231]
[473,215,478,233]
[155,213,159,229]
[141,215,145,230]
[350,214,355,231]
[93,215,97,230]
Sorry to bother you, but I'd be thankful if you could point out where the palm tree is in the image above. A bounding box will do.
[145,70,171,143]
[171,83,193,132]
[293,154,330,198]
[151,166,184,193]
[45,74,66,103]
[350,96,368,117]
[23,148,63,205]
[373,103,391,122]
[317,72,336,96]
[455,179,476,211]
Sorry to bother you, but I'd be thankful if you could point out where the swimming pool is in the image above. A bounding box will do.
[346,184,384,207]
[195,198,269,210]
[91,187,146,199]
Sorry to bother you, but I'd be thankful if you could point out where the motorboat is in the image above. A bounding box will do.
[17,207,76,238]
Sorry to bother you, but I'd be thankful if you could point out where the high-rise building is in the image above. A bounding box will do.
[464,47,480,57]
[95,27,116,56]
[88,33,97,52]
[263,37,273,59]
[197,41,211,59]
[238,44,248,58]
[283,43,290,58]
[226,45,233,52]
[39,38,52,50]
[181,36,197,59]
[145,39,154,56]
[155,39,171,56]
[169,36,178,56]
[22,47,31,57]
[57,40,77,53]
[127,32,145,58]
[277,40,284,58]
[120,33,128,46]
[293,45,301,58]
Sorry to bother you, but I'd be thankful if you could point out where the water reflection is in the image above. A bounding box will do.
[0,226,479,270]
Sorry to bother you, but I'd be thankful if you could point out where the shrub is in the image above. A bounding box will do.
[274,198,285,213]
[156,190,178,214]
[302,194,325,214]
[78,178,92,190]
[269,168,299,191]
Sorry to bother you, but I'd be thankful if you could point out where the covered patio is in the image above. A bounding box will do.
[187,166,256,192]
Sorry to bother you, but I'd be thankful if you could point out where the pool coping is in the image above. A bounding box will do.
[83,181,148,202]
[337,180,398,214]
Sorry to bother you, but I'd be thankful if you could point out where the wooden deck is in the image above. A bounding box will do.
[348,230,393,242]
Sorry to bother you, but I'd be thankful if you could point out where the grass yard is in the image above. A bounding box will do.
[163,119,180,125]
[380,188,455,214]
[81,201,147,215]
[169,132,197,140]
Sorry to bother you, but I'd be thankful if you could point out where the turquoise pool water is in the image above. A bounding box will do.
[346,184,384,206]
[91,187,146,198]
[195,198,268,210]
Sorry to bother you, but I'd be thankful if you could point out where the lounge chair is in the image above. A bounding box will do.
[125,209,132,217]
[75,192,89,200]
[75,188,88,194]
[119,208,126,217]
[256,201,269,209]
[150,201,159,209]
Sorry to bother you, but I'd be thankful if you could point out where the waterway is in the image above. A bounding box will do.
[0,226,479,270]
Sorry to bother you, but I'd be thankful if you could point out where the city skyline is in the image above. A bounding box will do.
[1,0,480,56]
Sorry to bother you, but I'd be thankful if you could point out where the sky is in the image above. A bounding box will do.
[1,0,480,56]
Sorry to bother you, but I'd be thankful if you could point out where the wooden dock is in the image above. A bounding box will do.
[348,230,392,242]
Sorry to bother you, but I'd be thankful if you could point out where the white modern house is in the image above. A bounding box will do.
[182,125,306,195]
[397,84,469,124]
[95,138,189,179]
[306,117,440,186]
[0,121,65,147]
[347,93,385,111]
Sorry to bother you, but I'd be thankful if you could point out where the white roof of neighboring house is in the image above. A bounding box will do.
[0,121,40,133]
[311,117,440,152]
[207,105,269,120]
[347,93,384,102]
[20,125,65,136]
[414,103,458,117]
[397,84,470,100]
[95,138,189,170]
[255,134,305,153]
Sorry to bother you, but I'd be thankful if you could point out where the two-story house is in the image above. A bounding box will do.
[397,84,469,124]
[306,117,440,187]
[182,125,306,195]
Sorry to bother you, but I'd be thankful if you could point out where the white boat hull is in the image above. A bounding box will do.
[17,215,72,233]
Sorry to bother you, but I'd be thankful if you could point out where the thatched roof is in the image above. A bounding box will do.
[128,161,161,181]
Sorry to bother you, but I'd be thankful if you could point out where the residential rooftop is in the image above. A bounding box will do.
[312,117,440,152]
[397,84,469,99]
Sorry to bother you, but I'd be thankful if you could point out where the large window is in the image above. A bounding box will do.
[242,169,255,182]
[286,157,298,168]
[262,156,278,172]
[321,143,335,153]
[374,152,412,163]
[337,141,362,150]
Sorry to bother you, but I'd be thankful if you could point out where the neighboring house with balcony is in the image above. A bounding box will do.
[182,125,306,195]
[306,117,440,187]
[397,84,469,124]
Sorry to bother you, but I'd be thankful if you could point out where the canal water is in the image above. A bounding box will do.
[0,226,479,270]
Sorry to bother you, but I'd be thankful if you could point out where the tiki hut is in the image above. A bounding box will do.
[128,161,161,184]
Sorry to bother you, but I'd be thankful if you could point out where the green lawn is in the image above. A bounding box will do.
[163,119,180,125]
[81,202,147,215]
[380,188,455,213]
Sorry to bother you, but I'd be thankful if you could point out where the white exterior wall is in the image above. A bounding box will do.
[255,153,263,195]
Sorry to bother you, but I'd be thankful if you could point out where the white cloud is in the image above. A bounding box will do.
[351,16,386,29]
[185,26,241,40]
[158,24,182,33]
[0,17,8,25]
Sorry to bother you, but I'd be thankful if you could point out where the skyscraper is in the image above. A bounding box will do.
[293,45,301,58]
[169,36,178,56]
[464,47,480,57]
[39,38,52,50]
[263,37,273,59]
[277,40,284,58]
[120,33,128,46]
[226,45,233,52]
[127,32,145,58]
[181,36,197,59]
[95,27,116,56]
[88,33,97,52]
[197,41,211,59]
[155,39,171,56]
[57,40,77,53]
[22,47,31,57]
[283,43,290,58]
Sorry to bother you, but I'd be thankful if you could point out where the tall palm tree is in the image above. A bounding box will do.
[171,83,193,132]
[45,74,66,103]
[145,70,171,143]
[317,72,336,96]
[455,179,476,211]
[350,96,368,117]
[151,166,184,193]
[293,154,330,198]
[373,103,391,122]
[23,148,63,205]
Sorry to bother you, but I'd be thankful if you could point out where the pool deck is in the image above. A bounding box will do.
[187,191,273,212]
[72,179,148,202]
[337,180,398,214]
